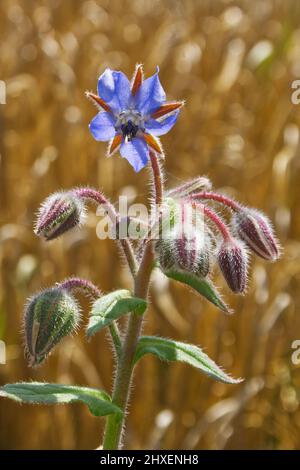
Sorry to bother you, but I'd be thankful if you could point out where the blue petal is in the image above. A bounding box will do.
[97,69,131,114]
[144,111,180,136]
[134,67,166,115]
[120,137,149,172]
[89,112,116,141]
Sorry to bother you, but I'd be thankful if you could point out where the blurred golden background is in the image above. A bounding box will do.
[1,0,300,450]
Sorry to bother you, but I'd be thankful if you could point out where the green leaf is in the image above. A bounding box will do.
[87,289,147,337]
[134,336,242,384]
[164,269,231,314]
[0,383,122,417]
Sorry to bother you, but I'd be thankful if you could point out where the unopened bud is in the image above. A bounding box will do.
[24,287,81,366]
[167,176,212,198]
[35,191,85,241]
[175,230,210,277]
[194,249,210,278]
[232,208,280,261]
[155,226,210,278]
[155,238,177,272]
[158,197,182,237]
[217,238,248,293]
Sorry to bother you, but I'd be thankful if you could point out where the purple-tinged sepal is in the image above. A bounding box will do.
[175,228,210,278]
[35,191,86,241]
[217,238,248,294]
[232,208,280,261]
[155,224,210,278]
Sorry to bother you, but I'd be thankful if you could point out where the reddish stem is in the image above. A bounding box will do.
[192,201,231,241]
[149,151,164,206]
[58,277,121,357]
[191,191,240,211]
[73,187,116,216]
[73,187,138,275]
[58,277,101,298]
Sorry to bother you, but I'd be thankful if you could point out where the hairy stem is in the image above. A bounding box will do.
[73,187,138,275]
[58,277,102,298]
[58,277,122,357]
[119,239,138,276]
[167,176,212,198]
[149,150,164,206]
[102,245,154,449]
[191,191,240,211]
[108,322,122,360]
[192,202,232,241]
[102,153,163,450]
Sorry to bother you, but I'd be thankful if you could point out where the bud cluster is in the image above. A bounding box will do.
[156,225,210,278]
[27,172,281,369]
[155,177,280,296]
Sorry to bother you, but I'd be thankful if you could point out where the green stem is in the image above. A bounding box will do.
[119,239,138,276]
[74,186,138,276]
[58,277,122,358]
[103,244,154,449]
[109,323,122,360]
[102,152,163,450]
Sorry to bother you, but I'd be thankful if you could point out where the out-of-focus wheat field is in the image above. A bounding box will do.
[0,0,300,450]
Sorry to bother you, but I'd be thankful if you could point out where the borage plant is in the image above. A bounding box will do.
[0,65,280,450]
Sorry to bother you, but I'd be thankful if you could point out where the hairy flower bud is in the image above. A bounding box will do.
[155,238,177,272]
[175,231,210,277]
[155,225,210,278]
[194,249,210,278]
[159,197,181,235]
[217,238,248,293]
[232,208,280,261]
[167,176,212,199]
[23,287,81,366]
[35,191,85,241]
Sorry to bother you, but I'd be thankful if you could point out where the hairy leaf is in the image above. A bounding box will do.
[0,383,122,417]
[164,270,231,313]
[134,336,242,384]
[87,289,147,337]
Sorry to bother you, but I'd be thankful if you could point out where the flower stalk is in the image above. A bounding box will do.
[58,277,122,358]
[73,187,138,276]
[102,152,162,449]
[191,191,240,211]
[191,200,231,241]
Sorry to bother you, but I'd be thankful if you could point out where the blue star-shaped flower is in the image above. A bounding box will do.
[86,65,184,172]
